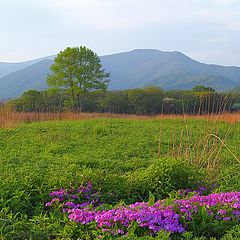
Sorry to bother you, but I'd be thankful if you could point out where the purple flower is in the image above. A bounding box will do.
[64,202,76,208]
[45,202,52,207]
[223,217,231,221]
[71,195,78,199]
[49,189,65,198]
[45,198,60,207]
[45,184,240,237]
[232,210,240,216]
[218,210,227,215]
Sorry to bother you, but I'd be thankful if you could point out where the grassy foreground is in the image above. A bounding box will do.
[0,118,240,239]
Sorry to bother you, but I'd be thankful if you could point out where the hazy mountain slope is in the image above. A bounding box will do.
[0,55,55,78]
[100,49,240,90]
[0,49,240,99]
[0,59,53,99]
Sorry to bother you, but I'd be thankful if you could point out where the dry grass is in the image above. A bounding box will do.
[1,108,240,128]
[1,106,239,181]
[0,105,20,128]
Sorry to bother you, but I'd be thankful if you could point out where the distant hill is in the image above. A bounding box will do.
[101,49,239,90]
[0,55,54,78]
[0,49,240,99]
[0,59,53,99]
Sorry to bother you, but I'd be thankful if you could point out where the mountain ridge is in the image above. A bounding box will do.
[0,49,240,99]
[0,55,55,78]
[0,59,53,99]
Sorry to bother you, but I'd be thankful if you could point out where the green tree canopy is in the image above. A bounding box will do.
[47,46,110,111]
[192,85,215,93]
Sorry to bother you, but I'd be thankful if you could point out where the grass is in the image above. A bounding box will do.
[1,106,240,129]
[0,117,239,239]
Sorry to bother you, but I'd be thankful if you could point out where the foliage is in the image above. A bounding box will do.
[47,46,110,111]
[45,189,240,239]
[221,224,240,239]
[192,86,216,93]
[10,86,235,114]
[0,119,239,239]
[8,89,64,112]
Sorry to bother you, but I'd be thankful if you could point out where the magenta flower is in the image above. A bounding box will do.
[45,183,240,237]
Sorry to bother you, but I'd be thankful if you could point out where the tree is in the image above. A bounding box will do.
[97,91,129,113]
[192,85,215,93]
[20,90,43,112]
[47,46,110,111]
[192,86,217,114]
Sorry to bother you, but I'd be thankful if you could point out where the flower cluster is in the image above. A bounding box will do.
[46,183,240,238]
[178,181,217,197]
[174,191,240,222]
[45,182,100,211]
[68,202,184,236]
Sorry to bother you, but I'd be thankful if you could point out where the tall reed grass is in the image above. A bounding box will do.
[1,102,239,182]
[1,108,240,128]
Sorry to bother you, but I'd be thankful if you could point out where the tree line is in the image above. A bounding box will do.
[6,46,240,115]
[9,86,236,115]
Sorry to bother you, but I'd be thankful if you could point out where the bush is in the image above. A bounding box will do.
[124,158,204,202]
[221,224,240,239]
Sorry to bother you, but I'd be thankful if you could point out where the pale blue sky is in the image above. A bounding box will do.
[0,0,239,66]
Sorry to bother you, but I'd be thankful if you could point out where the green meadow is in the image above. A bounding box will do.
[0,119,240,239]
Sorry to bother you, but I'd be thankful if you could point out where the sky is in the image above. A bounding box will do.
[0,0,239,66]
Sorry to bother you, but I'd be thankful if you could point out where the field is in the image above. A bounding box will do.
[2,110,240,127]
[0,117,240,239]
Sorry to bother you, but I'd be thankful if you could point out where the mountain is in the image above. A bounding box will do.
[0,55,55,78]
[0,49,240,99]
[101,49,239,90]
[0,59,53,99]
